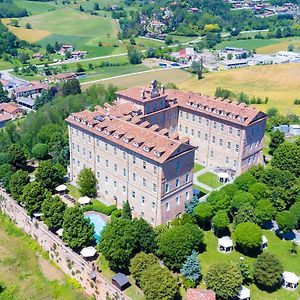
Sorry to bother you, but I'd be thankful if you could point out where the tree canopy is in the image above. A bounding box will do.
[275,211,297,233]
[77,167,97,197]
[9,170,29,201]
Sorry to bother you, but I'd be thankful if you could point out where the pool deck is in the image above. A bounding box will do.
[84,211,110,223]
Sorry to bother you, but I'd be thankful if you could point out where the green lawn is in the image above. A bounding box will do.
[0,213,85,300]
[14,0,57,14]
[200,230,300,300]
[197,172,223,189]
[67,184,81,199]
[194,163,205,173]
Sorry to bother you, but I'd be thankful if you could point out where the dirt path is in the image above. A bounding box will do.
[38,257,64,283]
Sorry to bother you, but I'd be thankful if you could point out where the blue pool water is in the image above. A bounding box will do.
[84,212,106,243]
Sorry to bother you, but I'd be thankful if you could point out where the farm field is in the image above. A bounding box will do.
[216,37,300,54]
[178,63,300,115]
[201,230,300,300]
[0,213,86,300]
[85,68,193,89]
[14,0,57,15]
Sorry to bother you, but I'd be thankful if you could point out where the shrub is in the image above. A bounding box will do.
[83,200,116,216]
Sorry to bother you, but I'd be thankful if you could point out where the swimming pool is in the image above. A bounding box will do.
[84,212,106,243]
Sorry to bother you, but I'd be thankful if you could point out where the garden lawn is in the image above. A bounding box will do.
[194,163,205,173]
[200,230,300,300]
[0,213,85,300]
[197,172,223,189]
[14,0,57,15]
[178,63,300,116]
[67,184,81,199]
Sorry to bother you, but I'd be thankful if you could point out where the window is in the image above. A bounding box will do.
[105,159,108,168]
[88,136,91,143]
[122,186,126,193]
[114,164,117,172]
[105,143,108,151]
[185,173,190,183]
[152,202,155,210]
[89,151,92,159]
[123,168,126,177]
[97,155,100,163]
[71,128,74,135]
[191,129,194,136]
[133,173,136,181]
[105,176,108,183]
[237,129,241,137]
[192,115,195,122]
[123,151,126,160]
[180,111,183,117]
[166,202,170,211]
[186,112,189,119]
[213,121,217,129]
[96,139,99,147]
[132,191,136,198]
[96,171,100,178]
[77,160,80,166]
[165,183,170,193]
[114,147,117,155]
[72,142,75,150]
[113,181,117,188]
[185,126,188,134]
[198,131,201,138]
[72,158,75,165]
[176,196,180,205]
[143,161,146,169]
[206,119,209,127]
[179,125,182,131]
[83,148,86,156]
[175,178,180,188]
[151,218,154,224]
[221,124,224,132]
[219,139,223,147]
[210,150,214,158]
[76,129,78,137]
[153,183,157,192]
[142,178,146,187]
[141,212,144,217]
[235,144,239,152]
[205,134,208,141]
[176,161,181,171]
[153,166,157,175]
[185,191,190,200]
[234,160,237,167]
[132,156,136,164]
[229,127,233,135]
[227,142,231,150]
[225,156,229,163]
[141,196,145,204]
[212,136,216,144]
[77,145,80,152]
[198,116,201,123]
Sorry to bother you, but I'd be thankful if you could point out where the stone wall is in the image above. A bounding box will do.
[0,190,130,300]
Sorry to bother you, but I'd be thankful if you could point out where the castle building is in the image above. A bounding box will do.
[66,80,267,224]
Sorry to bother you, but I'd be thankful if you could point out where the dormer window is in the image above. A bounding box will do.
[154,150,161,157]
[192,103,198,108]
[104,129,110,135]
[133,141,140,148]
[199,105,204,110]
[113,133,120,139]
[143,146,150,152]
[239,116,245,122]
[87,123,92,128]
[186,101,191,106]
[123,137,129,143]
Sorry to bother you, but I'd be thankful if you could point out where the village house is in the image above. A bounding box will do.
[217,47,250,60]
[0,102,23,127]
[12,81,49,98]
[58,44,74,55]
[48,72,77,83]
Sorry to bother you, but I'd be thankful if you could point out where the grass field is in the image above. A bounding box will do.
[178,63,300,115]
[85,68,193,89]
[194,163,205,173]
[14,0,57,15]
[197,172,223,189]
[201,230,300,300]
[0,213,86,300]
[216,37,300,54]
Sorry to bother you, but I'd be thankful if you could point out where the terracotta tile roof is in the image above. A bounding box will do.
[66,108,196,164]
[167,89,267,126]
[116,86,166,102]
[52,72,76,80]
[0,103,22,114]
[0,113,12,122]
[185,289,216,300]
[0,78,9,87]
[14,82,48,94]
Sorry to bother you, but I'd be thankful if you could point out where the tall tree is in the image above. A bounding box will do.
[157,223,204,271]
[140,264,179,300]
[180,250,201,285]
[130,252,158,286]
[122,200,132,220]
[9,170,29,201]
[254,252,283,290]
[9,144,26,168]
[0,82,9,103]
[205,262,242,300]
[62,206,95,249]
[21,181,51,216]
[275,211,297,233]
[62,79,81,96]
[269,130,285,155]
[77,167,97,197]
[35,160,62,191]
[42,195,66,231]
[211,210,230,235]
[194,202,213,228]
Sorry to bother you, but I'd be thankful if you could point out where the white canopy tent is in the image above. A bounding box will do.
[55,184,68,194]
[260,235,268,250]
[80,246,97,258]
[218,236,233,253]
[78,196,91,205]
[218,172,230,183]
[282,271,299,290]
[56,228,63,237]
[237,285,250,300]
